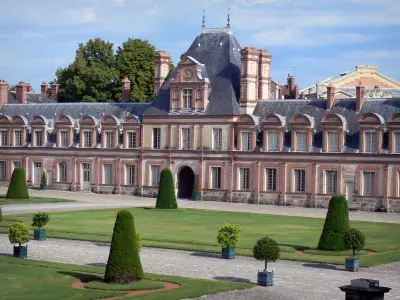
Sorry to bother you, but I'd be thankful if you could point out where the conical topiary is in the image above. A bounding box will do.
[104,210,143,283]
[155,168,178,209]
[317,194,350,251]
[6,168,29,199]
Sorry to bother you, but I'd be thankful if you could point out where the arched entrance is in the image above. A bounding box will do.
[178,166,195,198]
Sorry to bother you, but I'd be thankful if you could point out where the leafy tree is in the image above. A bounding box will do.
[253,237,280,273]
[9,222,30,246]
[217,223,241,248]
[6,168,29,199]
[155,168,178,209]
[8,85,16,91]
[104,210,143,283]
[32,212,50,230]
[169,61,176,73]
[344,228,365,258]
[318,195,350,251]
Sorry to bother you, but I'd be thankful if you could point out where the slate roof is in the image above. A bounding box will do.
[144,27,242,116]
[8,91,55,104]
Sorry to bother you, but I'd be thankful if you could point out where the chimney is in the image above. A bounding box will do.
[16,82,28,104]
[239,46,260,114]
[287,74,295,91]
[258,49,272,99]
[0,80,8,107]
[356,82,365,112]
[51,83,59,101]
[122,76,131,103]
[41,82,48,97]
[327,84,335,110]
[154,50,171,95]
[26,83,32,92]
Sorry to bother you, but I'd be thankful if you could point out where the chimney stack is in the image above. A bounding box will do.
[122,76,131,103]
[356,82,365,112]
[0,80,8,107]
[16,82,28,104]
[258,49,272,99]
[154,50,171,95]
[327,84,335,110]
[51,83,59,101]
[239,46,260,114]
[26,83,32,92]
[41,82,48,97]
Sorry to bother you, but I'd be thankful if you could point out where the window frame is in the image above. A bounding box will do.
[84,131,92,148]
[364,131,377,153]
[241,132,251,151]
[211,166,222,189]
[14,130,22,146]
[362,171,376,196]
[58,162,67,182]
[0,161,6,180]
[182,88,193,109]
[296,132,307,152]
[0,130,8,146]
[265,168,277,192]
[294,169,306,193]
[103,164,113,185]
[150,165,161,187]
[239,167,250,191]
[126,164,136,185]
[60,130,69,147]
[213,128,222,151]
[327,132,339,153]
[127,132,136,148]
[325,170,338,194]
[181,127,191,150]
[35,130,43,147]
[267,131,278,151]
[152,128,161,149]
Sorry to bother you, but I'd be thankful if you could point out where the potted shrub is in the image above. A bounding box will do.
[9,222,30,258]
[40,171,47,190]
[343,228,365,272]
[253,236,280,286]
[32,212,50,241]
[192,181,200,201]
[217,223,241,259]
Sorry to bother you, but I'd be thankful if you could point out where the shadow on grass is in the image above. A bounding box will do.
[302,263,344,271]
[0,252,13,257]
[213,276,254,284]
[190,252,221,259]
[58,271,102,282]
[279,244,311,251]
[86,262,106,267]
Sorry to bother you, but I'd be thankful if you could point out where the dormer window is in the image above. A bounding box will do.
[296,132,307,152]
[241,132,251,151]
[359,113,384,153]
[322,114,346,153]
[14,130,22,146]
[60,130,69,147]
[0,130,8,146]
[105,131,114,148]
[290,114,314,152]
[267,132,278,151]
[182,88,193,109]
[34,130,43,146]
[395,132,400,153]
[262,114,286,152]
[327,132,339,152]
[365,132,377,153]
[84,131,92,148]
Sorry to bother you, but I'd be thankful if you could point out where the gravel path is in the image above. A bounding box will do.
[1,187,399,223]
[0,235,398,300]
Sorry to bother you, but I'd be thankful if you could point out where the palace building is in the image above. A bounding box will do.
[1,26,400,213]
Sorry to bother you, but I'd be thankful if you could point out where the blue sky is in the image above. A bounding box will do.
[0,0,399,93]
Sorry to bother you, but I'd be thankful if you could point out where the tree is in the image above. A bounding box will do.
[104,210,143,283]
[155,168,178,209]
[6,168,29,199]
[318,195,350,251]
[253,237,280,273]
[115,38,155,102]
[344,228,365,258]
[9,222,30,246]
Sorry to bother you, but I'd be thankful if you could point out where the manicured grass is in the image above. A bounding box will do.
[84,279,164,291]
[0,256,252,300]
[303,249,367,256]
[0,195,73,205]
[1,207,399,266]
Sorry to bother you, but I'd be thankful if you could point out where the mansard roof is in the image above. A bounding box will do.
[8,91,55,104]
[144,27,242,116]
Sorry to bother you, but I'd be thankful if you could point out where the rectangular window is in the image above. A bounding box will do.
[325,170,338,194]
[84,131,92,148]
[327,132,339,152]
[105,132,113,148]
[197,90,202,100]
[181,128,191,149]
[152,128,161,149]
[127,132,136,148]
[0,161,6,180]
[60,130,69,147]
[241,132,251,151]
[239,167,250,191]
[265,168,277,191]
[150,165,160,186]
[126,165,136,185]
[267,132,278,151]
[14,130,22,146]
[182,88,193,109]
[13,161,21,169]
[365,132,376,153]
[103,164,112,185]
[294,169,306,192]
[296,132,307,152]
[213,128,222,150]
[59,162,67,182]
[35,130,43,146]
[395,133,400,153]
[211,167,222,189]
[0,131,8,146]
[363,171,376,196]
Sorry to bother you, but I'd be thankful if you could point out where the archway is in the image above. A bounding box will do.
[178,166,195,198]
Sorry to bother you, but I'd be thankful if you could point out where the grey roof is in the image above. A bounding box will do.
[8,91,55,104]
[144,27,242,116]
[253,98,400,152]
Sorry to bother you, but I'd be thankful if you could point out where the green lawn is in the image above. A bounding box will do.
[1,207,399,266]
[0,256,252,300]
[0,195,74,205]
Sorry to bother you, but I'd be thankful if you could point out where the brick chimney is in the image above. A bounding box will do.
[240,46,260,114]
[121,76,131,103]
[0,80,8,107]
[258,49,272,99]
[356,82,365,112]
[154,50,171,95]
[41,82,48,97]
[26,83,32,92]
[16,82,28,104]
[51,83,59,101]
[327,84,335,110]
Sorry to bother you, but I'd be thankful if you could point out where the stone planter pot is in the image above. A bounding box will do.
[257,270,274,286]
[13,245,28,258]
[221,246,235,259]
[345,258,360,272]
[40,184,47,190]
[34,229,46,241]
[192,193,200,201]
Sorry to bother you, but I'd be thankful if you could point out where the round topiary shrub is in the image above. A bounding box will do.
[9,222,30,246]
[217,223,241,248]
[6,168,29,199]
[155,168,178,209]
[104,210,143,283]
[343,228,365,258]
[32,212,50,230]
[253,236,280,273]
[318,194,350,251]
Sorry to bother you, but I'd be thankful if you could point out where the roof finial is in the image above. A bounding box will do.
[202,9,206,30]
[227,7,231,28]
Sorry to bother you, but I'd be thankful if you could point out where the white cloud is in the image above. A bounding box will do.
[339,50,400,60]
[113,0,126,6]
